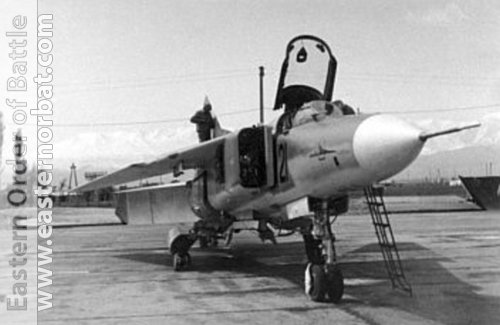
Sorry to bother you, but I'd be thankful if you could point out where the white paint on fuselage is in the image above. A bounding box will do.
[230,114,425,217]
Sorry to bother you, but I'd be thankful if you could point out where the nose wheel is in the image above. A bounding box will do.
[325,265,344,303]
[305,263,344,303]
[306,264,326,301]
[303,200,344,303]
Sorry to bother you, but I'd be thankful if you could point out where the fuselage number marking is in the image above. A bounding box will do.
[277,142,288,183]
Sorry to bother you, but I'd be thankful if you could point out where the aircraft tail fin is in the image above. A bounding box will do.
[419,122,480,141]
[212,115,231,138]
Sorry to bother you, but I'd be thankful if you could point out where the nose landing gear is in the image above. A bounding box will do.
[303,200,344,303]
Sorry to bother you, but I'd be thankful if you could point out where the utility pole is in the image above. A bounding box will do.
[259,66,265,124]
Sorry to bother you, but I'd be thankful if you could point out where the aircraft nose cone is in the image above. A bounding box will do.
[353,115,424,180]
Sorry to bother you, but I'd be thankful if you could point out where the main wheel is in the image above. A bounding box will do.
[326,267,344,303]
[172,252,191,271]
[306,264,327,302]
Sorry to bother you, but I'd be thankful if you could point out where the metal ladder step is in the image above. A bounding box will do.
[364,185,412,296]
[373,222,391,227]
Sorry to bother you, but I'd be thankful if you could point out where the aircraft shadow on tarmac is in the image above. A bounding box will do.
[117,240,500,325]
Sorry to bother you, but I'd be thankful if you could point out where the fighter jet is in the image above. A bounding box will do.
[74,35,479,303]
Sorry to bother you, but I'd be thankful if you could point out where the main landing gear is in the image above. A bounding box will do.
[168,219,234,271]
[172,250,192,272]
[168,228,196,271]
[303,200,344,303]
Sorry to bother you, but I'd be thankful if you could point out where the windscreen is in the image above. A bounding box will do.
[274,36,337,110]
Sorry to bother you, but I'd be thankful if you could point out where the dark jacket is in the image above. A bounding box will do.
[190,110,215,132]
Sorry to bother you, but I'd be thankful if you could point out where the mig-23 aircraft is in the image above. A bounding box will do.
[74,35,479,303]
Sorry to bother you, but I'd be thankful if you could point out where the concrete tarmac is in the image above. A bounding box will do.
[38,208,500,325]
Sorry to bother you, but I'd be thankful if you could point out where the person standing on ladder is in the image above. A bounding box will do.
[190,96,216,142]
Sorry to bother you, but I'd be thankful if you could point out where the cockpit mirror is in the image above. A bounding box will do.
[296,47,308,63]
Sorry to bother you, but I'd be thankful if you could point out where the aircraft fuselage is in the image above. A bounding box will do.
[204,111,425,220]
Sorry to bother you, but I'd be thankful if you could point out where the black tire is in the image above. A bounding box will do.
[172,253,183,271]
[326,268,344,303]
[172,253,190,271]
[309,264,327,302]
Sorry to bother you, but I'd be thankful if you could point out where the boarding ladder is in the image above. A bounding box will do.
[364,185,412,295]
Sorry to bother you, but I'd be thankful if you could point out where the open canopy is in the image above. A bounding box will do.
[274,35,337,111]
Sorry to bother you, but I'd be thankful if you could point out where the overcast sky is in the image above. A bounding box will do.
[2,0,499,183]
[33,0,500,135]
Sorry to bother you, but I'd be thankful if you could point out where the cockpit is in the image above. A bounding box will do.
[274,35,354,133]
[274,35,337,112]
